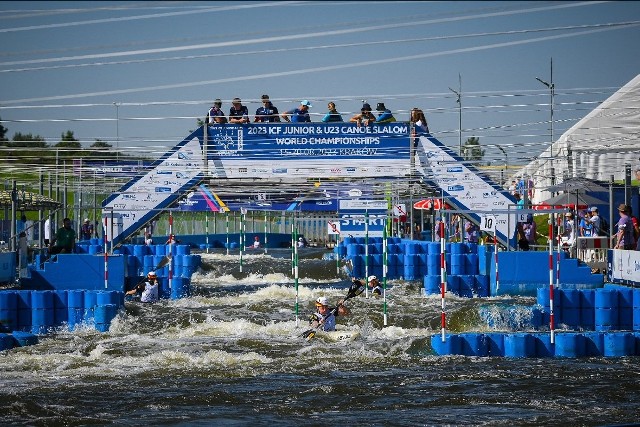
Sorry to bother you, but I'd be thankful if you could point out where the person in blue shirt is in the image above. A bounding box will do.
[281,100,312,123]
[229,97,249,124]
[207,99,227,124]
[375,102,396,123]
[254,94,280,122]
[321,101,343,123]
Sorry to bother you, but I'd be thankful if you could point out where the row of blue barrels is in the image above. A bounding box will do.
[0,290,124,334]
[336,242,479,257]
[117,244,191,257]
[75,244,104,255]
[126,254,201,278]
[536,287,640,331]
[348,253,480,280]
[0,331,39,352]
[431,331,640,358]
[342,237,399,245]
[424,274,490,298]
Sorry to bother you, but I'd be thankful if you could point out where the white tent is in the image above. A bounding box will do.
[517,74,640,204]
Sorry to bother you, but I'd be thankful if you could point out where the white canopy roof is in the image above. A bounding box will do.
[518,74,640,204]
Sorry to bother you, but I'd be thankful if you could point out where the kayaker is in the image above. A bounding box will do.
[309,296,349,332]
[126,271,159,303]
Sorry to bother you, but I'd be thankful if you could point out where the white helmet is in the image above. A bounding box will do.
[368,275,377,282]
[315,296,329,306]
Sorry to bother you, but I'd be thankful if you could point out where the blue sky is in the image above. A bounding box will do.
[1,1,640,166]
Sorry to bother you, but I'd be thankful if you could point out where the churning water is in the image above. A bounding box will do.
[2,249,639,426]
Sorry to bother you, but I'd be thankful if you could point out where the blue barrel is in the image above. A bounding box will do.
[343,236,356,246]
[403,255,419,281]
[533,333,554,357]
[346,244,362,257]
[90,238,100,245]
[0,292,18,331]
[580,289,595,330]
[133,244,148,258]
[560,289,581,329]
[387,243,399,254]
[464,254,479,275]
[372,254,383,268]
[459,333,488,356]
[176,244,190,255]
[426,254,440,275]
[446,275,460,296]
[595,289,619,331]
[154,244,166,256]
[466,242,478,254]
[11,331,38,347]
[484,333,505,356]
[504,333,534,358]
[554,333,585,358]
[52,290,68,326]
[450,254,466,276]
[15,290,31,331]
[373,243,384,255]
[424,275,441,295]
[127,254,139,277]
[31,291,55,334]
[431,334,460,356]
[618,288,633,330]
[405,243,420,254]
[0,333,14,351]
[537,287,550,307]
[449,243,465,254]
[603,332,634,357]
[67,290,84,330]
[159,277,171,299]
[458,275,475,298]
[94,304,118,326]
[355,237,365,245]
[153,255,168,277]
[475,275,490,298]
[96,291,120,306]
[427,242,441,255]
[84,291,97,321]
[171,277,190,300]
[582,332,604,357]
[87,245,98,255]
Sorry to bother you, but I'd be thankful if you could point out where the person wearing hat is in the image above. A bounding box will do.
[228,97,249,124]
[254,94,280,123]
[81,218,94,241]
[349,102,376,126]
[368,275,383,296]
[309,295,349,332]
[560,211,576,257]
[126,271,159,303]
[374,102,396,124]
[588,207,602,236]
[207,99,227,124]
[281,100,312,123]
[613,204,636,250]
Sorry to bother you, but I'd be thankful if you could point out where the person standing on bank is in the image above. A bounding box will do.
[321,102,343,123]
[281,100,312,123]
[228,98,250,124]
[613,204,635,250]
[309,296,349,332]
[126,271,159,303]
[49,217,76,255]
[374,102,396,123]
[254,94,280,122]
[81,218,94,241]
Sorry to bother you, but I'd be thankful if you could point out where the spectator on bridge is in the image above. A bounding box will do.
[374,102,396,123]
[561,212,576,257]
[410,108,429,134]
[229,98,250,124]
[349,103,376,127]
[321,102,343,123]
[207,99,227,124]
[588,207,601,236]
[281,100,312,123]
[522,214,537,247]
[254,94,280,122]
[613,204,635,250]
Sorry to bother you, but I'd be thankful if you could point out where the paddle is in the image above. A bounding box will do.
[301,279,366,340]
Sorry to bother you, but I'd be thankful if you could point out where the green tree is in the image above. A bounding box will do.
[462,136,484,164]
[0,116,8,143]
[11,132,48,148]
[91,139,112,148]
[55,130,81,149]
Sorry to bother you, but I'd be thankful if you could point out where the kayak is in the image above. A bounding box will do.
[307,329,360,342]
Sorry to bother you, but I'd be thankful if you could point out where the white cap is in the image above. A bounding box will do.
[315,296,329,306]
[300,100,312,107]
[84,218,90,222]
[368,275,377,282]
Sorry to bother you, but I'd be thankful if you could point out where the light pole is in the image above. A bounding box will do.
[536,58,554,185]
[449,73,462,157]
[496,145,508,186]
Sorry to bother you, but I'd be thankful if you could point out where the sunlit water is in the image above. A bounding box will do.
[2,249,639,426]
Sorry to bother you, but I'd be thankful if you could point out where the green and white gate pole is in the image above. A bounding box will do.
[365,211,369,299]
[383,224,388,326]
